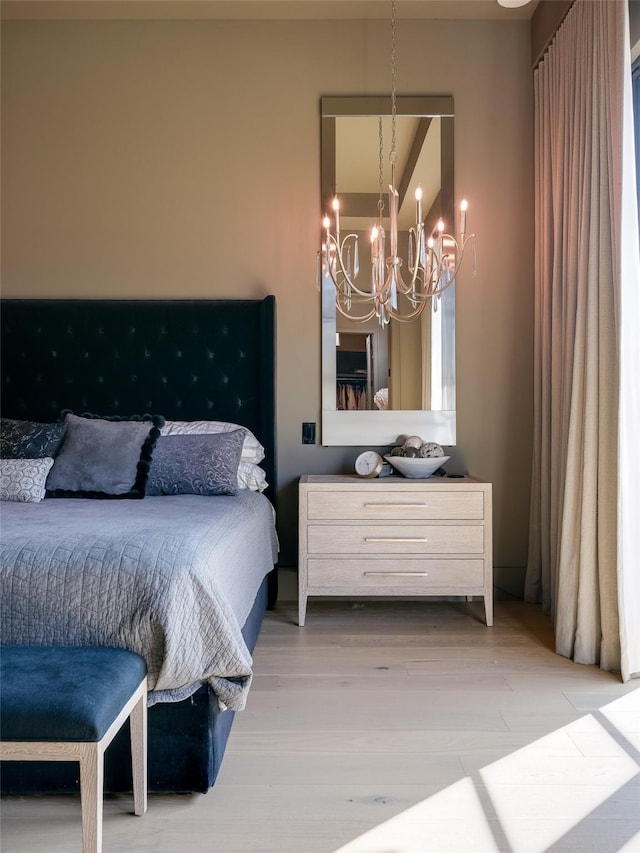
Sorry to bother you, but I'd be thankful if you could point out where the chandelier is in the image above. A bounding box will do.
[320,0,477,326]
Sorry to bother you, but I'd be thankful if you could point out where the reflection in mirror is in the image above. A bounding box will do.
[321,96,457,446]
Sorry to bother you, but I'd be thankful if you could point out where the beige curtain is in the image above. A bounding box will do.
[526,0,639,680]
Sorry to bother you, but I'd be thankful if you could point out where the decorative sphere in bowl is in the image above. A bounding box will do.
[384,455,450,479]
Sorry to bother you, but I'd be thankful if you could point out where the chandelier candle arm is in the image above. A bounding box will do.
[322,200,477,322]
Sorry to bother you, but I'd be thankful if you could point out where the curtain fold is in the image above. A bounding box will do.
[526,0,639,680]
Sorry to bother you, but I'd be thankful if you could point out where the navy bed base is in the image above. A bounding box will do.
[0,297,277,793]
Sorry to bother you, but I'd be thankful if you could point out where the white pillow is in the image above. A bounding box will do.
[0,457,54,503]
[161,420,265,464]
[237,461,268,492]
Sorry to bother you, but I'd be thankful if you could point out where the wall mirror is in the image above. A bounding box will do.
[321,95,457,447]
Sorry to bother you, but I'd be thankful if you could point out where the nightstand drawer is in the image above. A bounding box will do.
[307,489,484,521]
[307,524,484,555]
[307,558,485,591]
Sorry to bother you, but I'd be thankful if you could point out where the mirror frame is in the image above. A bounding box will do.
[320,95,457,447]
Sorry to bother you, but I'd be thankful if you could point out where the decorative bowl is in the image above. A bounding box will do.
[384,455,450,479]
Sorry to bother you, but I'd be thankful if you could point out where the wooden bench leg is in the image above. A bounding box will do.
[79,742,103,853]
[130,690,148,816]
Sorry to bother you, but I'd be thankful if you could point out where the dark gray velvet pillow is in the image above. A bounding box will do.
[0,418,67,459]
[46,412,163,499]
[145,430,244,497]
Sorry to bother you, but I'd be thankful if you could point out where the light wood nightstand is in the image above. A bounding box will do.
[298,474,493,626]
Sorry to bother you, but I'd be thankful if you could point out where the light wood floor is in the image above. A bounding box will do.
[2,600,639,853]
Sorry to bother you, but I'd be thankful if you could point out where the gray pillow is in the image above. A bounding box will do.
[145,430,245,497]
[46,412,163,499]
[0,418,67,459]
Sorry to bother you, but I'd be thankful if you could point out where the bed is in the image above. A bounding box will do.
[0,297,277,794]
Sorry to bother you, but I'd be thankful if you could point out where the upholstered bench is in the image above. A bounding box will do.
[0,646,148,853]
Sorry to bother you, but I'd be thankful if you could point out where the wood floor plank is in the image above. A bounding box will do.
[217,751,467,787]
[226,728,546,756]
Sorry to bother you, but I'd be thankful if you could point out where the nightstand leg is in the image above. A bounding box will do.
[484,594,493,627]
[298,592,307,627]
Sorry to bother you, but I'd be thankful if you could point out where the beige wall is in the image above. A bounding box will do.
[1,16,534,589]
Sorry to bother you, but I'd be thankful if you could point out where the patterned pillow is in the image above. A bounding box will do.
[0,418,67,459]
[46,412,163,499]
[0,458,55,503]
[145,430,245,496]
[160,420,265,464]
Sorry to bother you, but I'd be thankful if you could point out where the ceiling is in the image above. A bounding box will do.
[1,0,540,22]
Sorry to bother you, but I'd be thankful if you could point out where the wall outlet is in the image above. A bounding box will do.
[302,422,316,444]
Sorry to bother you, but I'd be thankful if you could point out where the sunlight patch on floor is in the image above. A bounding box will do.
[334,777,500,853]
[334,690,640,853]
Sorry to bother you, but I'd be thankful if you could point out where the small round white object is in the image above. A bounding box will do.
[354,450,384,478]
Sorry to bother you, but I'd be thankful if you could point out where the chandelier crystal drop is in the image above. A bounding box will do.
[320,0,477,327]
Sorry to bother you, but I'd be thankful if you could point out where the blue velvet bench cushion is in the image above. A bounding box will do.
[1,646,148,742]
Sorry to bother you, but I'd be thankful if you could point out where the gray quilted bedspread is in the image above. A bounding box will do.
[0,491,278,710]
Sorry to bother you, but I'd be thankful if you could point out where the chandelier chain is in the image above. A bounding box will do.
[377,118,385,214]
[390,0,397,165]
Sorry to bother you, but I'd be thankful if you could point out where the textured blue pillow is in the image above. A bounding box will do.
[46,412,164,499]
[145,430,244,496]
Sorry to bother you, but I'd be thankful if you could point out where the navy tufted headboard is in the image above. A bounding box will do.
[0,298,277,501]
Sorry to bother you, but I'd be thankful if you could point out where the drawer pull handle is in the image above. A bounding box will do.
[364,571,429,577]
[364,503,428,509]
[364,537,428,543]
